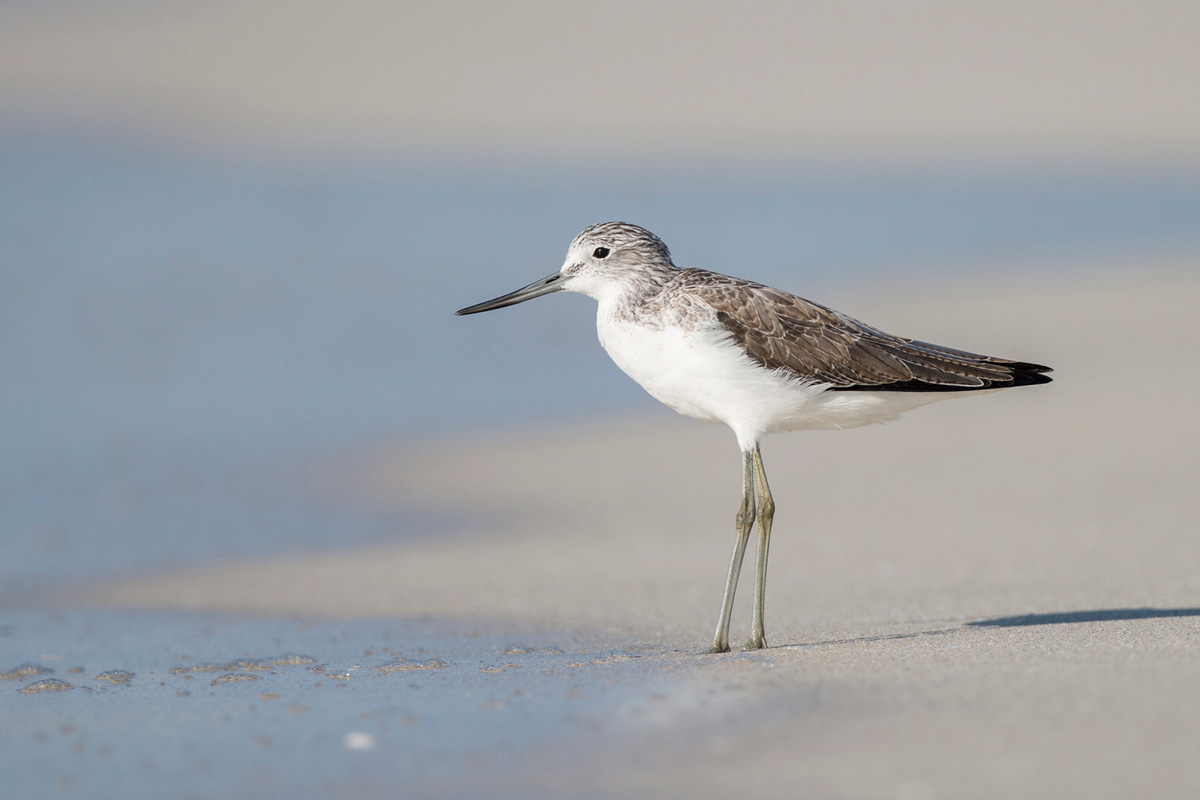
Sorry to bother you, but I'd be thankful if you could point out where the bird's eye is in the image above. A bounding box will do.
[592,247,610,259]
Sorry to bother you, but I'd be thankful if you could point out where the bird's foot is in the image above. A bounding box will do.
[742,636,767,651]
[705,642,731,655]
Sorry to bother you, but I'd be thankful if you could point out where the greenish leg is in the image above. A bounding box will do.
[744,445,774,650]
[707,448,757,654]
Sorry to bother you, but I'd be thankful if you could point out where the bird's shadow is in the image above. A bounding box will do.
[965,606,1200,627]
[784,607,1200,649]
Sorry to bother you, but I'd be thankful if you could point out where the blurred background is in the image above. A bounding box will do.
[3,1,1199,593]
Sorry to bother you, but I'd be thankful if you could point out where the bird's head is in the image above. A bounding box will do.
[455,221,674,315]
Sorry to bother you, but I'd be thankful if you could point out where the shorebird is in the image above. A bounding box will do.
[456,222,1052,653]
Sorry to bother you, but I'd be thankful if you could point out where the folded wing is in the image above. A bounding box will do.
[686,270,1053,392]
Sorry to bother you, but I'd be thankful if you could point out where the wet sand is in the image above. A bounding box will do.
[19,256,1194,798]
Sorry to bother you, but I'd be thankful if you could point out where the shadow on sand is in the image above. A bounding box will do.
[785,607,1200,649]
[967,607,1200,628]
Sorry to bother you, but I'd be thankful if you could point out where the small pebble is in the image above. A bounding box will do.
[343,731,376,750]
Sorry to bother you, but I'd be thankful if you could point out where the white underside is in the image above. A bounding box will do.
[597,310,985,451]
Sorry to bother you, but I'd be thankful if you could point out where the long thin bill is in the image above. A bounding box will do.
[455,272,566,315]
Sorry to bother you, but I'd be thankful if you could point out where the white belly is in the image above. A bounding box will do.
[596,313,971,449]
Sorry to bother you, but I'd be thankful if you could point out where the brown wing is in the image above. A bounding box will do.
[682,270,1052,391]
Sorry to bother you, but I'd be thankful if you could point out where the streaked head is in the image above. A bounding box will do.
[455,222,675,315]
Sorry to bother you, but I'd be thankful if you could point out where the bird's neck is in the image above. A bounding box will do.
[594,267,673,322]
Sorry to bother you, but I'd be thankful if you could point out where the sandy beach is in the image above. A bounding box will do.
[3,3,1199,796]
[49,255,1200,798]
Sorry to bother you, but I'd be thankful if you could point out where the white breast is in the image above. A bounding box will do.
[597,309,820,447]
[595,306,974,449]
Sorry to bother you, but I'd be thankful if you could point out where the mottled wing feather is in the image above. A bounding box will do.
[683,270,1052,391]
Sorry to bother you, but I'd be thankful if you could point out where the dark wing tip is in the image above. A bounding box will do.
[1009,372,1054,387]
[1009,360,1053,374]
[832,357,1053,393]
[1006,361,1054,387]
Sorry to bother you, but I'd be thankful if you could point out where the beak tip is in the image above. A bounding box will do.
[454,271,565,318]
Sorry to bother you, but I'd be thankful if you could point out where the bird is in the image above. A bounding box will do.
[456,222,1052,653]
